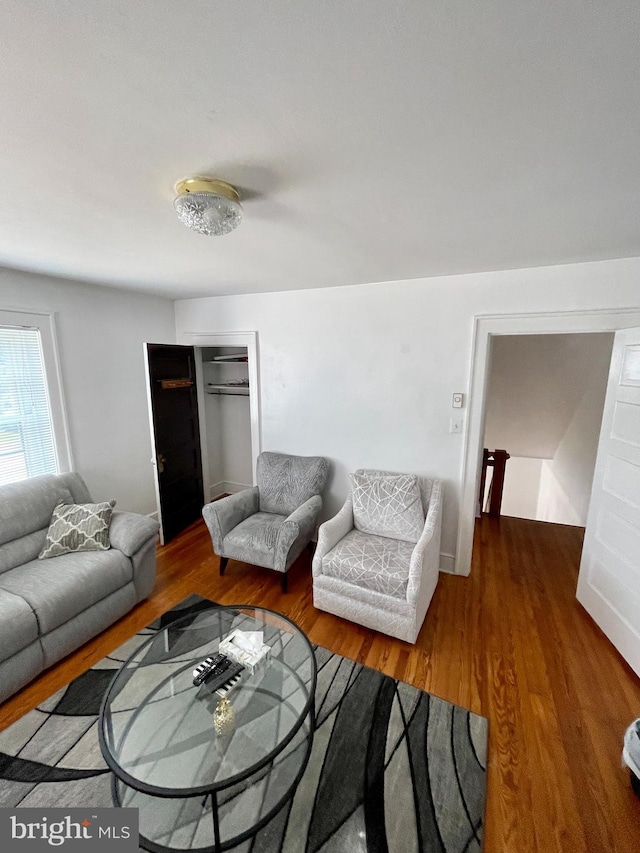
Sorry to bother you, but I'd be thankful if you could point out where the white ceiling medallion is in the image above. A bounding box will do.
[174,178,243,236]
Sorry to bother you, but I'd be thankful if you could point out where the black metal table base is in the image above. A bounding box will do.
[110,719,314,853]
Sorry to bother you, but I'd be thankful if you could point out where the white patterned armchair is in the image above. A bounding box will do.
[202,451,329,592]
[312,469,442,643]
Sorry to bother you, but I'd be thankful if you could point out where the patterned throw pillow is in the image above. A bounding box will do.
[39,500,116,559]
[350,472,425,543]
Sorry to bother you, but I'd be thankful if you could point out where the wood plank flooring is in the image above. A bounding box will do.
[2,514,640,851]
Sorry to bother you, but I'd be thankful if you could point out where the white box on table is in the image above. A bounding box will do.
[219,630,271,675]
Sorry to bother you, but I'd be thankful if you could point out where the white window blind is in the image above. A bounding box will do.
[0,324,59,485]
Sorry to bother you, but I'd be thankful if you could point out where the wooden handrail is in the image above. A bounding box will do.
[480,449,511,516]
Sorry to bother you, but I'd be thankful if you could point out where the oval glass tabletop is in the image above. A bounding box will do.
[99,605,316,798]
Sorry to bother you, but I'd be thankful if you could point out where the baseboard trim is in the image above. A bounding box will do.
[209,482,226,501]
[439,553,456,574]
[209,481,251,501]
[223,481,251,494]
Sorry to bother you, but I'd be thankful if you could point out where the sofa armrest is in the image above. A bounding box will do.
[406,480,442,607]
[283,495,323,539]
[109,511,159,557]
[202,487,259,554]
[312,497,354,577]
[274,495,323,572]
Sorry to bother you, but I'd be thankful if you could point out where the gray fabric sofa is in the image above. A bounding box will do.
[0,472,159,703]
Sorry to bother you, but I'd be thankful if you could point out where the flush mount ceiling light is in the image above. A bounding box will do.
[173,178,243,236]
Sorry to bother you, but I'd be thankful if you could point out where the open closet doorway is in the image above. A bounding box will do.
[198,343,254,502]
[144,332,260,544]
[187,331,261,505]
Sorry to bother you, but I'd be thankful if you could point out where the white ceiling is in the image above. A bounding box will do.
[1,1,639,300]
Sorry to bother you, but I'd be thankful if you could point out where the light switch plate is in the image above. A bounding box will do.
[452,392,463,408]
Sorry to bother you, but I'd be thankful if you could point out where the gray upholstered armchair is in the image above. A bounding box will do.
[312,469,442,643]
[202,451,330,592]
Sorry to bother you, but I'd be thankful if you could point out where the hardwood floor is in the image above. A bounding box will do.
[2,515,640,851]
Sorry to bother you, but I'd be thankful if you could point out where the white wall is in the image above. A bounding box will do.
[202,391,223,493]
[0,267,175,513]
[498,456,545,519]
[537,359,612,524]
[484,334,612,457]
[202,395,253,495]
[175,256,640,567]
[218,396,253,488]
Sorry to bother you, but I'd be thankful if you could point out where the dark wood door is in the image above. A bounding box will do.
[145,343,204,544]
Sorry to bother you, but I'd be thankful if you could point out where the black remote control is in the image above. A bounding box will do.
[205,661,245,695]
[192,653,225,686]
[204,657,232,682]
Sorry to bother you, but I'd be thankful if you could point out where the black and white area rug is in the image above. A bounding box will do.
[0,597,488,852]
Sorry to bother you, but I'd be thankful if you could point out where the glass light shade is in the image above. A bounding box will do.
[174,191,243,236]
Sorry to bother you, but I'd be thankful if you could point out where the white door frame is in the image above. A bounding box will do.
[456,308,640,576]
[179,331,261,490]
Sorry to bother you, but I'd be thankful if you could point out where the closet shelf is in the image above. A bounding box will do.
[206,382,250,396]
[204,349,249,395]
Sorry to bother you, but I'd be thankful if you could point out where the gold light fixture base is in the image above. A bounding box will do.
[174,178,240,203]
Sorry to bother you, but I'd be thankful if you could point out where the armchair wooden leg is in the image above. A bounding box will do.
[219,556,228,576]
[281,573,288,594]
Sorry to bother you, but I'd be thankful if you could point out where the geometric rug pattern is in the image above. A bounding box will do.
[0,596,488,851]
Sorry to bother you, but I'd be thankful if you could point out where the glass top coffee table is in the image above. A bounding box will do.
[99,604,316,853]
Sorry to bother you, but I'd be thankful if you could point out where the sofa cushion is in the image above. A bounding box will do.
[223,512,286,562]
[0,529,47,575]
[350,472,424,543]
[0,478,75,547]
[39,500,116,559]
[0,549,132,634]
[321,529,414,598]
[0,590,40,663]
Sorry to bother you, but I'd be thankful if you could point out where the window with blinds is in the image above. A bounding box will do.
[0,325,59,486]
